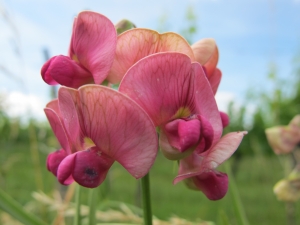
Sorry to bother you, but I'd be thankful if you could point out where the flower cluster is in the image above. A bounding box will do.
[266,115,300,202]
[42,11,246,200]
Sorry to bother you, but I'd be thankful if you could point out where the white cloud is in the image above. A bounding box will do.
[215,91,235,112]
[1,91,47,121]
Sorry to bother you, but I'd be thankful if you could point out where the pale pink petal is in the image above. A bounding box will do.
[174,131,247,184]
[119,52,196,126]
[193,63,223,145]
[42,55,94,88]
[44,100,71,154]
[208,68,222,94]
[69,11,117,84]
[76,85,158,179]
[47,149,68,176]
[71,147,114,188]
[108,29,195,83]
[192,38,219,77]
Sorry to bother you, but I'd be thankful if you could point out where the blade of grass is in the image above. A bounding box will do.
[0,188,47,225]
[73,184,82,225]
[225,162,249,225]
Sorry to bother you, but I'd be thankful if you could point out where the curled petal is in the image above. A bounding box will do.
[69,11,117,84]
[57,153,76,185]
[109,29,195,83]
[41,58,59,85]
[174,131,247,184]
[160,119,201,160]
[58,147,114,188]
[186,170,228,200]
[44,100,71,154]
[120,52,197,126]
[47,149,68,176]
[192,38,219,77]
[59,85,158,179]
[42,55,93,88]
[220,111,230,128]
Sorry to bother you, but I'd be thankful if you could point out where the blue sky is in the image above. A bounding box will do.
[1,0,300,120]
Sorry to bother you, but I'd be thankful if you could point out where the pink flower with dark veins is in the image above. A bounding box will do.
[45,85,158,188]
[119,52,246,200]
[41,11,117,88]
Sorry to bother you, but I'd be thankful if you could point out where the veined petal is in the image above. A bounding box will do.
[192,38,219,77]
[71,85,158,179]
[119,52,196,126]
[58,87,84,152]
[44,100,71,154]
[193,63,223,145]
[108,29,195,83]
[174,131,247,184]
[42,55,94,88]
[70,11,117,84]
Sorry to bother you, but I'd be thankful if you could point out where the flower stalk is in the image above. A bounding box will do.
[141,173,153,225]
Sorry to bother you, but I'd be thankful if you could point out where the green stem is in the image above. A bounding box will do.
[225,162,249,225]
[141,173,153,225]
[73,184,81,225]
[88,188,97,225]
[0,188,47,225]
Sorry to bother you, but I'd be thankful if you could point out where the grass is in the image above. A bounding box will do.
[1,139,300,224]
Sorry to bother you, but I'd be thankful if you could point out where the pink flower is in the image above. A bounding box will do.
[41,11,117,88]
[265,115,300,154]
[45,85,158,188]
[119,52,246,199]
[174,131,247,200]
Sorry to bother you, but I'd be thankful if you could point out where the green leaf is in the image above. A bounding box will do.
[0,188,47,225]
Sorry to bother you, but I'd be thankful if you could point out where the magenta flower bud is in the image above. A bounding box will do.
[46,149,67,176]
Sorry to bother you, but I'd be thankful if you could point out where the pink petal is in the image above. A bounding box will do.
[69,11,117,84]
[41,58,59,85]
[208,68,222,94]
[189,170,228,200]
[193,63,223,146]
[108,29,195,83]
[71,147,114,188]
[220,111,230,128]
[174,131,247,184]
[119,52,197,126]
[64,85,158,179]
[42,55,94,88]
[47,149,68,176]
[160,118,201,160]
[192,38,219,77]
[58,87,84,152]
[195,115,214,153]
[44,100,71,154]
[57,153,76,185]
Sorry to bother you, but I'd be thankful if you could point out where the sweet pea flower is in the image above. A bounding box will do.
[108,28,195,84]
[45,85,158,188]
[119,52,222,160]
[174,131,247,200]
[265,115,300,154]
[119,52,246,199]
[41,11,117,88]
